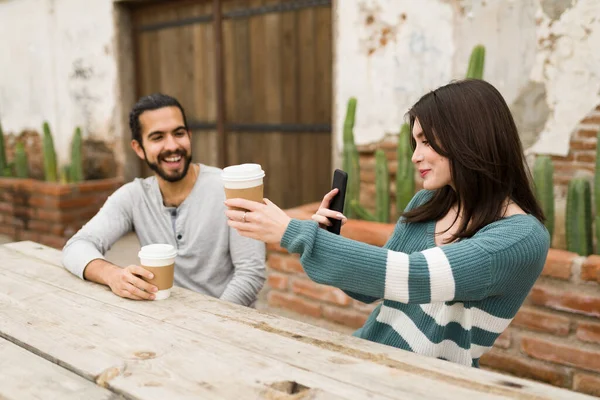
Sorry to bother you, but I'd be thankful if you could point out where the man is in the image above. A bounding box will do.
[62,93,266,306]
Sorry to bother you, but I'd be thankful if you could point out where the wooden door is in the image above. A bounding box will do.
[131,0,332,208]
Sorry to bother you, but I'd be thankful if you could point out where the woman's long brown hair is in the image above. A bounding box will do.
[402,79,545,241]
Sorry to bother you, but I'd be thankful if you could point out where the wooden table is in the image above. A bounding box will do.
[0,241,593,400]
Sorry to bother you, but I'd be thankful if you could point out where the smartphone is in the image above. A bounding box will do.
[327,169,348,235]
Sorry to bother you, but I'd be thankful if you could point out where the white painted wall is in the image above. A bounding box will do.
[333,0,600,157]
[0,0,118,166]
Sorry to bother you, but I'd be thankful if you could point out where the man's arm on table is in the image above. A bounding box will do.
[61,184,157,300]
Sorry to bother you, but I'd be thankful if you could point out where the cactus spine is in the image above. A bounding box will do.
[70,127,84,182]
[375,149,390,222]
[466,45,485,80]
[14,142,28,178]
[43,122,58,182]
[342,97,360,218]
[533,155,555,240]
[566,178,592,256]
[0,121,6,176]
[396,123,414,217]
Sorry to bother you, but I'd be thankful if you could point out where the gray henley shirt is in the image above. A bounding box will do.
[61,164,266,306]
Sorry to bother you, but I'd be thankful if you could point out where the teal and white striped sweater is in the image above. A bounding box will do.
[281,190,550,367]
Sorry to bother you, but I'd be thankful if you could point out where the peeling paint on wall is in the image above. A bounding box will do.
[335,0,600,159]
[0,0,118,165]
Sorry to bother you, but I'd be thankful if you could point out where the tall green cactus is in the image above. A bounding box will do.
[533,155,555,240]
[566,178,593,256]
[43,122,58,182]
[595,129,600,254]
[14,142,28,178]
[0,121,6,177]
[375,149,390,222]
[396,123,414,217]
[70,126,84,182]
[342,97,360,218]
[466,45,485,80]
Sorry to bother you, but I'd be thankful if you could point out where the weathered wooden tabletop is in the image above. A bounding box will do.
[0,241,593,400]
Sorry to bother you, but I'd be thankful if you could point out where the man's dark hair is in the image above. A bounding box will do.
[129,93,189,144]
[403,79,545,242]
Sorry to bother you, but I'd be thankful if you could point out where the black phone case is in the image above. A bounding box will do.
[327,169,348,235]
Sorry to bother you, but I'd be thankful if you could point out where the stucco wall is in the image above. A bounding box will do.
[0,0,118,166]
[333,0,600,157]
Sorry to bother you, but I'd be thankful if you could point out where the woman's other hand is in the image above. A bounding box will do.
[311,188,348,229]
[225,198,291,244]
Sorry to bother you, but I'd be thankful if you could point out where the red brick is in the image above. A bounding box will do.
[28,195,49,207]
[292,279,352,306]
[574,373,600,397]
[0,202,13,214]
[77,178,123,193]
[479,350,568,387]
[553,161,595,174]
[34,182,72,196]
[530,285,600,317]
[577,321,600,345]
[0,225,16,238]
[267,242,287,253]
[38,234,67,249]
[575,152,596,163]
[268,254,304,274]
[267,273,289,290]
[267,291,321,318]
[511,307,571,335]
[493,330,512,349]
[19,230,40,243]
[577,128,600,139]
[581,114,600,125]
[551,153,575,162]
[50,225,66,237]
[582,256,600,281]
[57,195,103,209]
[13,206,35,219]
[569,140,597,151]
[342,219,395,247]
[28,219,52,234]
[353,300,379,315]
[11,217,25,229]
[322,306,367,329]
[541,249,577,280]
[521,336,600,373]
[35,209,78,223]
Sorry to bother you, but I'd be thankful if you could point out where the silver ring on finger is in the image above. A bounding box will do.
[242,211,247,223]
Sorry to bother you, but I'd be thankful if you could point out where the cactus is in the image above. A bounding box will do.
[60,164,71,184]
[466,45,485,80]
[70,127,84,182]
[14,142,28,178]
[374,149,390,222]
[342,97,360,218]
[0,121,6,177]
[566,178,593,256]
[595,129,600,254]
[396,123,414,217]
[533,155,555,240]
[349,200,376,222]
[43,122,58,182]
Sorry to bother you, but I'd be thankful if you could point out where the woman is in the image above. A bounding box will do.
[224,79,550,367]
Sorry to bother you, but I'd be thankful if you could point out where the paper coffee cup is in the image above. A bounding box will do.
[222,163,265,209]
[138,244,177,300]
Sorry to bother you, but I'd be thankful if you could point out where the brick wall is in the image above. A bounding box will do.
[0,177,123,249]
[266,203,600,397]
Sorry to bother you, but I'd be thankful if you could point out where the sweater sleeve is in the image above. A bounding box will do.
[281,216,549,304]
[341,191,431,304]
[61,184,134,279]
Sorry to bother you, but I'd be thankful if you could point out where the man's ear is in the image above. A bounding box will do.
[131,140,146,161]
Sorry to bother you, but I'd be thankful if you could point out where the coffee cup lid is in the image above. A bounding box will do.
[138,244,178,260]
[221,163,265,182]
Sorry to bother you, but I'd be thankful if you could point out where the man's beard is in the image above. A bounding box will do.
[144,148,193,183]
